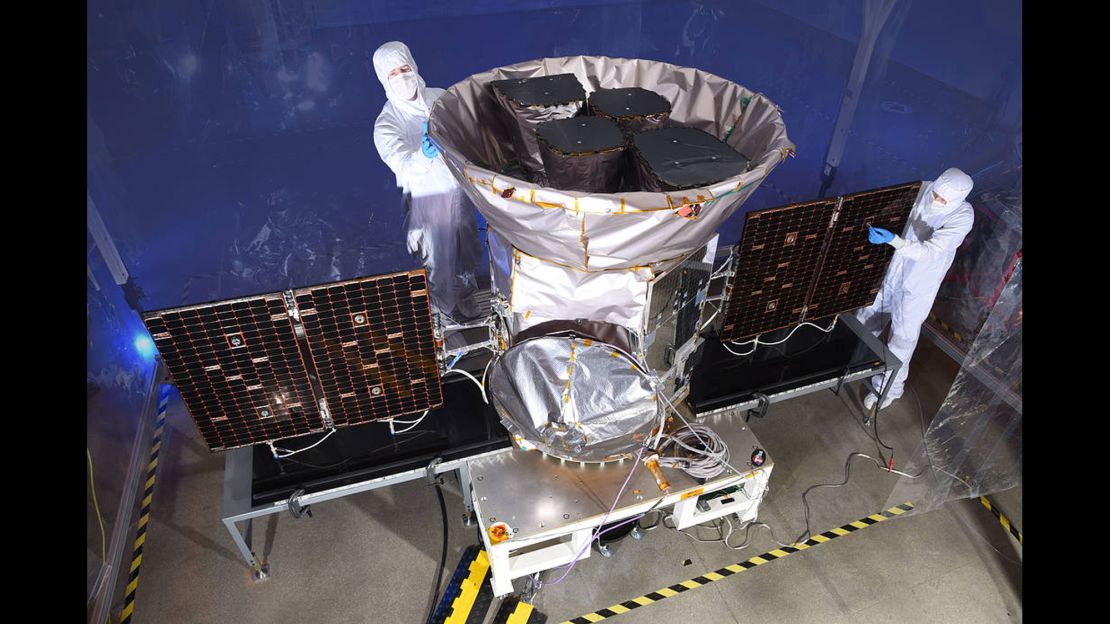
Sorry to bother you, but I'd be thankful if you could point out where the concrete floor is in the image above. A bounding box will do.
[115,337,1022,623]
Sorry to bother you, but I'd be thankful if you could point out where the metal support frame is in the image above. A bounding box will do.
[457,462,475,518]
[220,446,510,574]
[694,313,901,423]
[86,191,130,286]
[841,312,901,425]
[818,0,902,197]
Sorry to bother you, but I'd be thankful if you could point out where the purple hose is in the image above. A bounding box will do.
[542,446,647,588]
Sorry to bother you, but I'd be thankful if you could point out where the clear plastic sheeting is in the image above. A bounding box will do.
[488,335,659,462]
[86,244,156,607]
[886,260,1021,515]
[227,193,344,293]
[429,55,794,271]
[927,181,1022,352]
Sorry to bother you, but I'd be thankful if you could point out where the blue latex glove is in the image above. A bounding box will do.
[868,226,894,245]
[421,121,438,159]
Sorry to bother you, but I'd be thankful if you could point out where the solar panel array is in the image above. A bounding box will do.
[720,181,922,342]
[142,269,442,452]
[144,294,322,451]
[806,183,919,319]
[294,272,443,427]
[720,199,836,340]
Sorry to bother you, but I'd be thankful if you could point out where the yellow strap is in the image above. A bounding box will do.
[444,550,491,624]
[505,601,535,624]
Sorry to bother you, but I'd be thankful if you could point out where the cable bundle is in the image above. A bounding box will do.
[655,422,730,479]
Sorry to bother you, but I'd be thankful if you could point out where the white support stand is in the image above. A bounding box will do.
[470,421,773,598]
[670,467,772,530]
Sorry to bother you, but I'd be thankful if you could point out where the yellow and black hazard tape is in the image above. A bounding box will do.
[492,596,547,624]
[430,545,495,624]
[927,312,968,349]
[119,385,172,624]
[979,496,1022,544]
[560,502,914,624]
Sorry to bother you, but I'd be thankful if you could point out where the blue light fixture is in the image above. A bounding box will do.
[134,333,156,359]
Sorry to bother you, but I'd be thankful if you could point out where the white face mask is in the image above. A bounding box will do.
[389,72,418,100]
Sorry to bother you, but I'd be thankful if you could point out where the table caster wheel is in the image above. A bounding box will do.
[597,543,612,558]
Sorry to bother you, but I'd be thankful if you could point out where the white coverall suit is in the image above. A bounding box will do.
[371,41,483,321]
[856,168,975,406]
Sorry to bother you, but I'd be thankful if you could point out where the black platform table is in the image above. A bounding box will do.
[687,312,901,417]
[221,374,511,575]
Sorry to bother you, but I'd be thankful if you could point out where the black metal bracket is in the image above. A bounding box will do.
[830,367,850,397]
[746,392,770,422]
[425,457,444,486]
[287,488,313,519]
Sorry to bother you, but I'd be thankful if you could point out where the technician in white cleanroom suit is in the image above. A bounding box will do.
[372,41,483,322]
[857,168,975,411]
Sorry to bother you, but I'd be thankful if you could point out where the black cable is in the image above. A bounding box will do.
[872,402,895,460]
[872,283,890,466]
[275,430,435,471]
[424,483,449,624]
[278,456,354,471]
[792,452,907,545]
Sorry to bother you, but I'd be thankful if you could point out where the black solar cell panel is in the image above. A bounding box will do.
[143,269,444,452]
[719,181,920,343]
[294,270,444,427]
[143,294,323,451]
[806,182,921,320]
[720,198,837,341]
